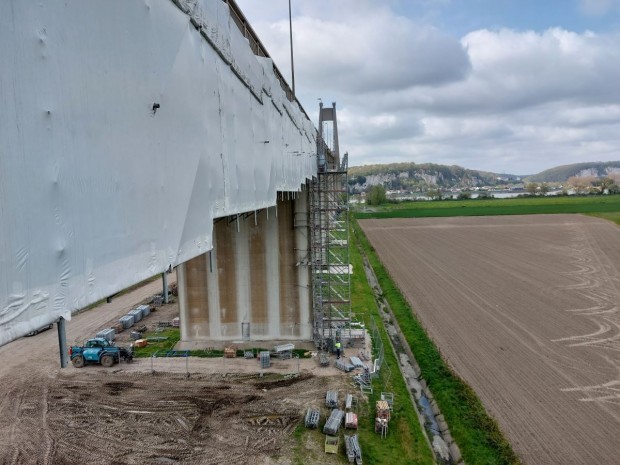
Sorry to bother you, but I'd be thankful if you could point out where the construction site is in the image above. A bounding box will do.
[0,251,412,465]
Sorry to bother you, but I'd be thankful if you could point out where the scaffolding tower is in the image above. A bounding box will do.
[310,102,351,350]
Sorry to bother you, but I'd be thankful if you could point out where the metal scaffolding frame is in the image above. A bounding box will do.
[310,102,351,350]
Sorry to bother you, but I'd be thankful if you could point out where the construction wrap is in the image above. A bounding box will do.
[0,0,318,346]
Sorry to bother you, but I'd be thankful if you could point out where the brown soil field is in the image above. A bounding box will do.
[0,272,356,465]
[360,214,620,465]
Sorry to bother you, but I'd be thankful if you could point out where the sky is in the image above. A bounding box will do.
[235,0,620,175]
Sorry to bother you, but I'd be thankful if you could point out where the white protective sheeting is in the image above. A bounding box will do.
[0,0,317,345]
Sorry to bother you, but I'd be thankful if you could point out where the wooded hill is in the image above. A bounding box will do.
[348,162,520,192]
[348,161,620,192]
[524,161,620,183]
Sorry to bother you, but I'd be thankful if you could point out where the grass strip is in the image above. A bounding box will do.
[354,194,620,219]
[132,329,309,359]
[353,219,521,465]
[349,225,435,465]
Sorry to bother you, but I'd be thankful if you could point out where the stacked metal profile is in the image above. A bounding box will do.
[119,315,135,329]
[136,304,150,318]
[349,356,365,368]
[325,390,338,408]
[304,408,320,428]
[273,343,294,360]
[259,351,270,368]
[344,434,362,464]
[128,308,143,323]
[319,352,329,366]
[345,393,353,410]
[323,409,344,435]
[336,359,355,372]
[96,328,115,342]
[353,366,372,393]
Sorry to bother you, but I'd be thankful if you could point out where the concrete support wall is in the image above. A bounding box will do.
[179,192,311,342]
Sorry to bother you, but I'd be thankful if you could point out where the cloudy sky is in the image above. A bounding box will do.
[235,0,620,174]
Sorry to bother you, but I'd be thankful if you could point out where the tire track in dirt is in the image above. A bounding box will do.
[360,214,620,465]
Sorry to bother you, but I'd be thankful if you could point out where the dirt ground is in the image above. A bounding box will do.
[360,214,620,465]
[0,271,359,465]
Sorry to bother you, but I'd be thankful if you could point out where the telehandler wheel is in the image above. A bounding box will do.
[100,354,114,368]
[72,356,85,368]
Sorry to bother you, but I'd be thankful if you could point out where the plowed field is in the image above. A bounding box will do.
[360,214,620,465]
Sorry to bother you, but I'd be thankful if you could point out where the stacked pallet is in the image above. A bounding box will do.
[376,400,391,421]
[224,345,236,358]
[128,308,143,323]
[345,412,358,429]
[96,328,115,342]
[136,304,150,318]
[119,315,135,329]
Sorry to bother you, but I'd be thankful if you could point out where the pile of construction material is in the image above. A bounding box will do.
[224,345,237,358]
[128,307,143,323]
[134,339,148,348]
[119,305,152,332]
[375,400,391,438]
[345,412,358,429]
[259,351,270,369]
[304,408,320,429]
[325,390,338,409]
[272,343,294,359]
[119,315,135,330]
[345,393,358,429]
[353,367,372,394]
[96,328,115,342]
[344,434,363,464]
[336,359,355,372]
[319,352,329,367]
[323,409,344,435]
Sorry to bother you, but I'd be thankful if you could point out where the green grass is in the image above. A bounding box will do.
[354,194,620,219]
[132,328,181,357]
[349,225,435,465]
[352,220,521,465]
[587,211,620,225]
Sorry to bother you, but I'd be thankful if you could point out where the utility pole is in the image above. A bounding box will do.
[288,0,295,98]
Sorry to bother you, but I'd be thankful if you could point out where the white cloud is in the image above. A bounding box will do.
[579,0,620,15]
[236,0,620,174]
[249,1,470,94]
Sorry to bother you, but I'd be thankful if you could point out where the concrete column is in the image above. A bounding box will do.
[57,317,67,368]
[162,272,169,304]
